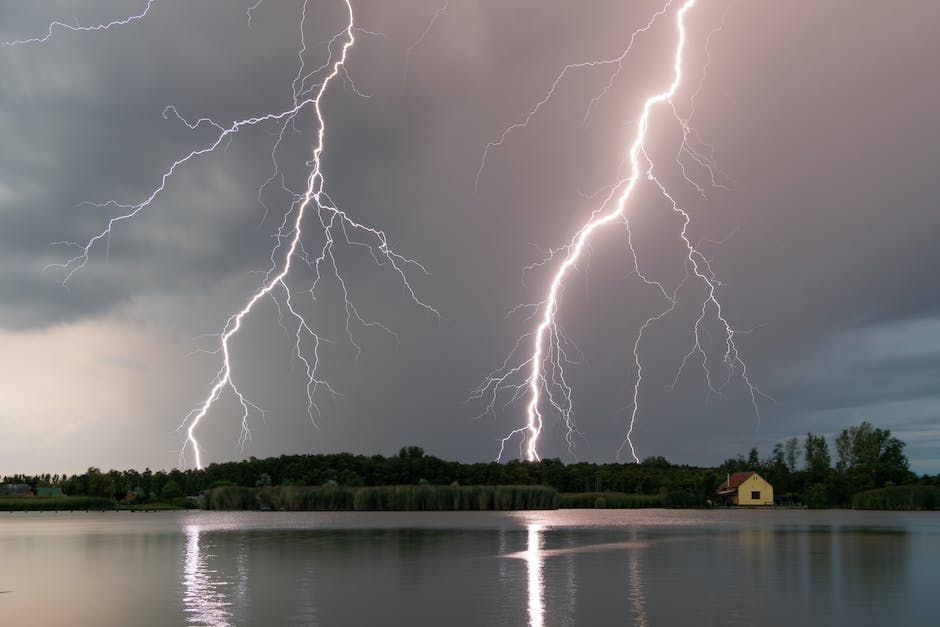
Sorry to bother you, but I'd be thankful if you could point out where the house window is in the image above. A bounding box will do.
[751,491,760,500]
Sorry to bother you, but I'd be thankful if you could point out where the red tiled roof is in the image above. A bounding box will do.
[716,471,754,492]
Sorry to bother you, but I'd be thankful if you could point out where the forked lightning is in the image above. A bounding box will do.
[476,0,768,462]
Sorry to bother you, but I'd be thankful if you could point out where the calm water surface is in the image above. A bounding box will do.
[1,509,938,626]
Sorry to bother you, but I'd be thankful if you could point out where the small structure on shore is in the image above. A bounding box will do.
[715,471,773,506]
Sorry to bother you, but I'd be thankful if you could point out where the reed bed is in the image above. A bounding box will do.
[202,484,560,511]
[560,491,707,509]
[851,485,940,510]
[560,492,663,509]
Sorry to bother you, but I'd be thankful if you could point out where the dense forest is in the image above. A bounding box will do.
[3,422,938,508]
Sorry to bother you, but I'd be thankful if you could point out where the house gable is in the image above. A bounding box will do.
[736,473,774,505]
[715,471,774,506]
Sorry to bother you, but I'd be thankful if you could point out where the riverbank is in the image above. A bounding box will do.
[202,484,560,511]
[5,485,938,512]
[0,497,196,512]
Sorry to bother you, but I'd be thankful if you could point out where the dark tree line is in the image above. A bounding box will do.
[2,448,717,502]
[4,423,934,507]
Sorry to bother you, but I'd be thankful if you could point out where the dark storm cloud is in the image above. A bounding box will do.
[1,0,939,473]
[0,1,350,328]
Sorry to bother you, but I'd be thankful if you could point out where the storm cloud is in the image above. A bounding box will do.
[1,0,939,474]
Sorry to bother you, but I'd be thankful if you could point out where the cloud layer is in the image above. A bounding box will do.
[1,1,939,473]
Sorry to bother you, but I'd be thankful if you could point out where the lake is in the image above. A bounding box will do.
[1,509,938,626]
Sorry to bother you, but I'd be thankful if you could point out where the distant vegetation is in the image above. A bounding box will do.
[559,491,708,509]
[0,496,115,511]
[3,422,937,510]
[851,485,940,511]
[203,484,559,511]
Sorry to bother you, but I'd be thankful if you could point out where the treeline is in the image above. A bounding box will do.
[2,445,722,505]
[722,421,930,508]
[4,423,938,508]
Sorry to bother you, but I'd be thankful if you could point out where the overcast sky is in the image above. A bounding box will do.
[2,0,939,475]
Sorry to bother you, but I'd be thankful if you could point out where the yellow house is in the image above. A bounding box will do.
[716,471,773,506]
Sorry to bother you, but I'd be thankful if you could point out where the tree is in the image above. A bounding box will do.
[747,447,760,468]
[771,443,786,469]
[834,421,911,489]
[160,479,183,500]
[398,446,425,459]
[764,443,790,497]
[337,470,363,486]
[784,437,800,473]
[641,456,671,469]
[87,468,114,498]
[804,433,831,482]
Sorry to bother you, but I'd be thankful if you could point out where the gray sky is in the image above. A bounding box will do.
[2,0,939,475]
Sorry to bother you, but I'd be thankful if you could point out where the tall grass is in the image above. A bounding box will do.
[560,492,663,509]
[851,485,940,510]
[662,491,709,508]
[202,484,559,511]
[559,491,708,509]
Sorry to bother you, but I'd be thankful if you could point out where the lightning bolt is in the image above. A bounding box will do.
[25,1,438,469]
[1,1,155,47]
[476,0,768,462]
[404,0,448,81]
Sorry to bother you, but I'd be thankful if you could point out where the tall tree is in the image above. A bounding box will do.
[784,437,800,473]
[804,433,831,482]
[834,421,911,489]
[747,447,760,468]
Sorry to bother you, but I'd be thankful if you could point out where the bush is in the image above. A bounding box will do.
[160,480,183,501]
[803,483,830,509]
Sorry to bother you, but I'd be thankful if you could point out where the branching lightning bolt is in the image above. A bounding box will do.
[27,1,438,469]
[475,0,769,462]
[1,1,155,47]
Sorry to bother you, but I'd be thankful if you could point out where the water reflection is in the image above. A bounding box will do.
[525,524,545,627]
[2,511,936,626]
[232,535,250,621]
[182,525,232,626]
[563,551,578,624]
[627,531,648,627]
[519,522,653,627]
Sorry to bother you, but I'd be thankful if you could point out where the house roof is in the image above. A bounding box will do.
[716,471,755,492]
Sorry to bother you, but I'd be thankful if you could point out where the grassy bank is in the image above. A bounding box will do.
[202,484,560,511]
[0,497,116,511]
[0,497,198,511]
[560,491,708,509]
[852,485,940,510]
